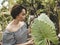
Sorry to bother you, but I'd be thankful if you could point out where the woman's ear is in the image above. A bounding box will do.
[16,15,19,19]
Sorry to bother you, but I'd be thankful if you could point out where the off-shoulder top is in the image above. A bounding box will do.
[2,23,28,45]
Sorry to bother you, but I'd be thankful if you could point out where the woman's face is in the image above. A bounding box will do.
[16,9,26,21]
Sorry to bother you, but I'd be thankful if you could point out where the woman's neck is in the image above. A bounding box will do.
[12,19,24,25]
[12,19,20,25]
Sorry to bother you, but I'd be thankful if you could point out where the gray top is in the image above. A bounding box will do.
[2,23,28,45]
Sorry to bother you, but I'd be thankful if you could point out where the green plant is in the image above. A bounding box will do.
[31,13,59,45]
[0,14,12,31]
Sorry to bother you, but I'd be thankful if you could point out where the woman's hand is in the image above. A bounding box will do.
[26,38,34,45]
[22,38,34,45]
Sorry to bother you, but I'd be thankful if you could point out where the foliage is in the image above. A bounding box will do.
[31,13,59,45]
[0,13,12,31]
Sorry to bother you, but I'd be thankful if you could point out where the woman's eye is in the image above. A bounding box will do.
[22,13,26,16]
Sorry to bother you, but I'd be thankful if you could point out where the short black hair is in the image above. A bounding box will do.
[10,4,27,19]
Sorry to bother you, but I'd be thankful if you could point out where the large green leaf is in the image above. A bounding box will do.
[31,13,59,45]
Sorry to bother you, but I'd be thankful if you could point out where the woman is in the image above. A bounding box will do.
[2,4,33,45]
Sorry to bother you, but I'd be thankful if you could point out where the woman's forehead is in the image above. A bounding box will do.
[22,9,26,13]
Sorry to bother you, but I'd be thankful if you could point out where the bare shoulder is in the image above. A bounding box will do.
[6,22,14,32]
[19,21,25,26]
[6,21,25,32]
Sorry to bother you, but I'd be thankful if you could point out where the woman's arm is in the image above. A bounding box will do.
[16,38,34,45]
[2,31,16,45]
[16,24,34,45]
